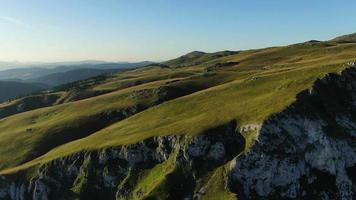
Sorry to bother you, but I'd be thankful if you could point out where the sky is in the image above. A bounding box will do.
[0,0,356,63]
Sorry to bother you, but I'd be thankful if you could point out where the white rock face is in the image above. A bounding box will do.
[230,67,356,199]
[231,116,355,199]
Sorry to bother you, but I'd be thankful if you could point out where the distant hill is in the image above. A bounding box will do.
[0,81,47,102]
[0,67,54,80]
[330,33,356,43]
[164,50,238,67]
[0,60,112,70]
[31,68,124,86]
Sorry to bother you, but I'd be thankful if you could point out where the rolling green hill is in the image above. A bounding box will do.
[0,36,356,199]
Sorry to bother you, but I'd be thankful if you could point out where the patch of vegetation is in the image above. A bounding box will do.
[200,164,237,200]
[131,153,177,200]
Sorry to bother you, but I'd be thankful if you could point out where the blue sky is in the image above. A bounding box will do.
[0,0,356,62]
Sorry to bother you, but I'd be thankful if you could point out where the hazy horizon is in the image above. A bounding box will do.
[1,0,356,63]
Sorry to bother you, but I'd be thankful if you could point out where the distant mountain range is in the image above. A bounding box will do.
[0,61,152,80]
[0,61,152,102]
[0,60,119,70]
[32,68,124,86]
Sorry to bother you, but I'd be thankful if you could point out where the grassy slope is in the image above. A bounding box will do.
[0,65,225,170]
[0,78,173,169]
[1,42,356,177]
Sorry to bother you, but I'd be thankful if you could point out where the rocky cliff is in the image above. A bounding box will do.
[0,122,244,200]
[230,67,356,199]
